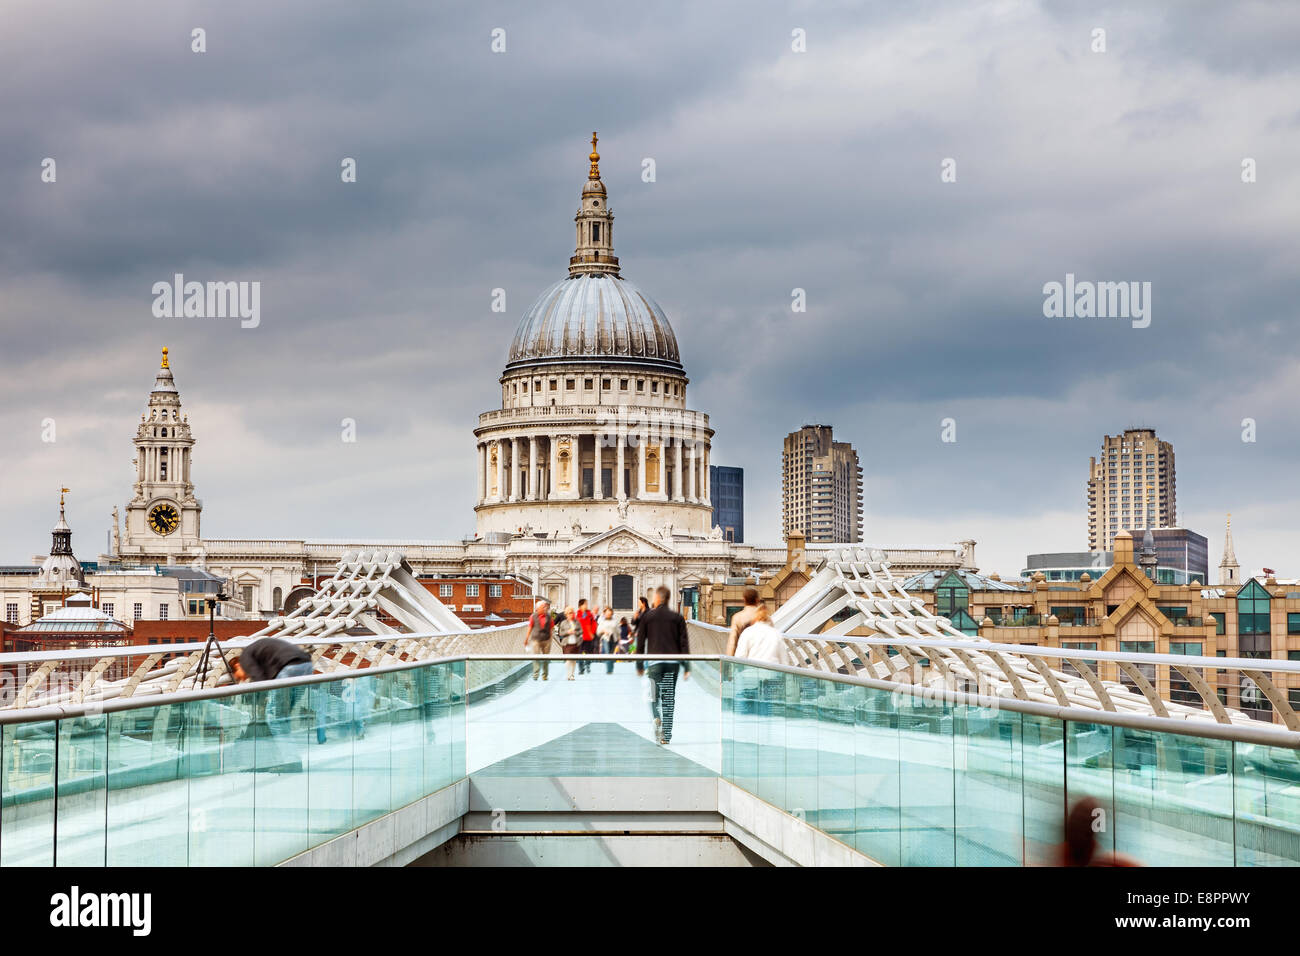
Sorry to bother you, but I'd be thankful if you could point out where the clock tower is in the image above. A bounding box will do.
[120,347,203,557]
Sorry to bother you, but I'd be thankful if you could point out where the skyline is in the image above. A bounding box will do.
[3,0,1298,577]
[1,346,1250,579]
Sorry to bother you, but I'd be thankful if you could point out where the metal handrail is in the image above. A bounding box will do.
[4,647,1299,750]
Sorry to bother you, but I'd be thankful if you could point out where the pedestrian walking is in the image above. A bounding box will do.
[597,605,619,674]
[525,600,554,681]
[733,603,791,666]
[342,676,376,739]
[630,596,649,653]
[634,586,690,745]
[617,616,633,654]
[1058,797,1141,866]
[726,587,764,656]
[576,598,598,674]
[555,606,582,680]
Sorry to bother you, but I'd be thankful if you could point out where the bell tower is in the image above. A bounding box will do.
[121,347,203,556]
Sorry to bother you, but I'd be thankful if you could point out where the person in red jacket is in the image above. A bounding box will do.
[576,598,599,675]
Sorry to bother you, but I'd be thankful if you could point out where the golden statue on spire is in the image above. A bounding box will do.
[161,346,170,369]
[588,131,600,180]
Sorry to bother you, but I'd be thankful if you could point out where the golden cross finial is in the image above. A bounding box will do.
[161,346,169,369]
[588,131,600,180]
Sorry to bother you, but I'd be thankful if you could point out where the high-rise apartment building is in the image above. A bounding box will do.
[1087,427,1176,552]
[709,465,744,543]
[782,425,863,543]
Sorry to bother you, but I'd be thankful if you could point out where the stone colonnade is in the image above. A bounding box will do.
[476,429,710,507]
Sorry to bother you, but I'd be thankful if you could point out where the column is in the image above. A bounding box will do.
[616,429,626,499]
[594,432,603,499]
[549,437,559,501]
[496,441,505,503]
[673,436,683,502]
[476,443,486,504]
[510,437,521,501]
[686,442,696,502]
[636,432,647,500]
[528,436,539,500]
[655,436,666,500]
[702,444,711,507]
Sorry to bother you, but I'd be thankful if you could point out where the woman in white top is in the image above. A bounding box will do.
[596,606,619,674]
[734,603,792,667]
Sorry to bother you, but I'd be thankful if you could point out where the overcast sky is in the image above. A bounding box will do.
[2,0,1298,578]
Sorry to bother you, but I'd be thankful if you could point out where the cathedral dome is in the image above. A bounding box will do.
[505,132,683,375]
[506,274,681,373]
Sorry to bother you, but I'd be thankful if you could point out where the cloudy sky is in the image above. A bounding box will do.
[2,0,1298,577]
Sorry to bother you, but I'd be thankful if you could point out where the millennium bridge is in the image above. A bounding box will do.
[1,549,1296,866]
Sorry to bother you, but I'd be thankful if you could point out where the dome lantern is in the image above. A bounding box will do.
[570,131,620,278]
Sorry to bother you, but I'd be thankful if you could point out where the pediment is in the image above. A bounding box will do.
[1101,593,1172,638]
[1093,562,1154,600]
[569,525,677,557]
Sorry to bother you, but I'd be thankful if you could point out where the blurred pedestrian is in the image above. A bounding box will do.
[525,600,554,681]
[597,605,619,674]
[556,606,582,680]
[1058,797,1141,866]
[634,586,690,745]
[726,587,764,656]
[630,596,649,652]
[577,598,598,675]
[342,677,376,739]
[734,603,790,666]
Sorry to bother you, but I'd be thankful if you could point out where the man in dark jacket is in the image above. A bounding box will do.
[231,637,318,739]
[634,586,690,745]
[230,637,313,683]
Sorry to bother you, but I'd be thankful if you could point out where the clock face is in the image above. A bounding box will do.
[148,503,180,536]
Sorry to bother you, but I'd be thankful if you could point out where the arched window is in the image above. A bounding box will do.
[273,587,283,611]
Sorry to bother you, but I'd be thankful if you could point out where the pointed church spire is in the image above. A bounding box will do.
[1219,513,1240,586]
[1139,484,1158,579]
[570,131,620,277]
